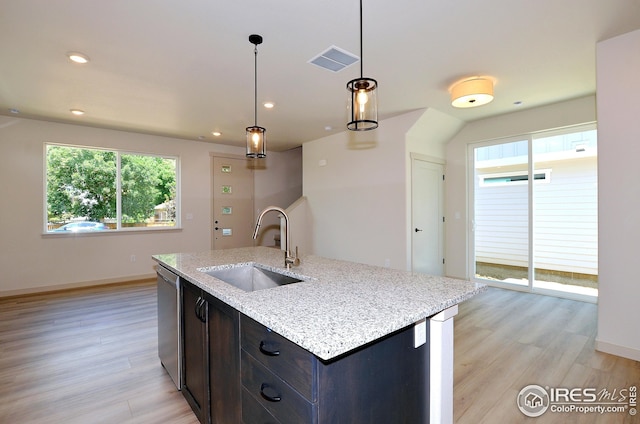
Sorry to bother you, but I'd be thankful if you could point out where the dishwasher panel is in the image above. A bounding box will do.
[157,265,181,389]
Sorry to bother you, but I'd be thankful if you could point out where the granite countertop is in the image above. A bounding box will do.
[153,246,485,361]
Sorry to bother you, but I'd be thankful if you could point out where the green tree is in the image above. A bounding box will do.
[121,154,176,223]
[46,146,176,226]
[155,157,177,221]
[46,146,117,222]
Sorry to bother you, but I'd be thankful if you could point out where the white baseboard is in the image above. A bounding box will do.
[595,339,640,362]
[0,273,156,298]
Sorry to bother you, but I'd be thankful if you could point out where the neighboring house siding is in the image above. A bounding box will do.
[475,155,598,275]
[475,169,528,267]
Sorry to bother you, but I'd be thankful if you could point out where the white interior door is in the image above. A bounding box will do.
[411,156,444,276]
[212,156,255,250]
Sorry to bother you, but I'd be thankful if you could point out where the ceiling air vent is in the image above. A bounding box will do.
[308,46,359,73]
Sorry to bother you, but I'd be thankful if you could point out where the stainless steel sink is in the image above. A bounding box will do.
[199,263,304,292]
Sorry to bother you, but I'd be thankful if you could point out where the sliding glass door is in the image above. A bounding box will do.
[531,128,598,297]
[470,125,598,300]
[472,139,530,289]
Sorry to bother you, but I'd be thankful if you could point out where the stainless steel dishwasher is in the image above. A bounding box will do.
[157,265,181,389]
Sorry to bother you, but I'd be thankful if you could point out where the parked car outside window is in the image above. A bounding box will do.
[52,222,108,232]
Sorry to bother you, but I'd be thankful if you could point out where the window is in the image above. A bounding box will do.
[45,144,178,233]
[480,170,550,186]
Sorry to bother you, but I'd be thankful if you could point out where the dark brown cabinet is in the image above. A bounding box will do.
[240,314,430,424]
[182,281,207,422]
[181,279,429,424]
[182,281,241,424]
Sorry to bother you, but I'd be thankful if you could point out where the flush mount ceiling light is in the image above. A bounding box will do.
[246,34,266,159]
[450,77,494,108]
[346,0,378,131]
[67,52,89,64]
[70,109,85,115]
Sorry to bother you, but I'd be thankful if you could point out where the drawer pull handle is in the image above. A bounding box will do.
[259,341,280,356]
[260,383,281,402]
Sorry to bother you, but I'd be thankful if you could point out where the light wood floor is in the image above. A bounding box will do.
[455,287,640,424]
[0,281,198,424]
[1,282,638,423]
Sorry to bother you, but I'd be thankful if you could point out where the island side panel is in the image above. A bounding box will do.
[317,323,430,424]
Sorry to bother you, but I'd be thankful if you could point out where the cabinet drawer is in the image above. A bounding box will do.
[242,387,281,424]
[241,350,315,424]
[241,314,315,400]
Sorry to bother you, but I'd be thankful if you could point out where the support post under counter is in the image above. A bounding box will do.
[429,304,458,424]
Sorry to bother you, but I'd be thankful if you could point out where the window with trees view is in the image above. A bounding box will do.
[45,144,178,233]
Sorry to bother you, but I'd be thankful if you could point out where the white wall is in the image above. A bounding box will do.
[445,95,597,279]
[0,116,295,295]
[253,147,303,248]
[595,29,640,361]
[406,108,464,160]
[303,108,462,270]
[303,111,421,269]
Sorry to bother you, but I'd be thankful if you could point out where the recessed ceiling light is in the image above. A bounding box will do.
[212,131,222,137]
[263,102,275,109]
[70,109,85,116]
[67,52,89,64]
[513,101,523,106]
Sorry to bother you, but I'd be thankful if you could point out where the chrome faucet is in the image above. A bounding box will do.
[253,206,300,269]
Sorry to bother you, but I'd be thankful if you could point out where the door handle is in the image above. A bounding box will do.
[415,228,423,232]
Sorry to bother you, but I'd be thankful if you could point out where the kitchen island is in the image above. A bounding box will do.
[153,247,485,424]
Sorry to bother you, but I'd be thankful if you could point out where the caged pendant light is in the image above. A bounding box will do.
[347,0,378,131]
[246,34,266,158]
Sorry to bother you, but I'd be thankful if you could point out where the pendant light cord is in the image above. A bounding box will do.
[359,0,363,78]
[254,44,258,127]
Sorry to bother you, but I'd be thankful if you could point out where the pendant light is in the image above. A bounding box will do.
[246,34,266,158]
[347,0,378,131]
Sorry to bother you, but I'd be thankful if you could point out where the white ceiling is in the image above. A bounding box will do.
[1,0,639,151]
